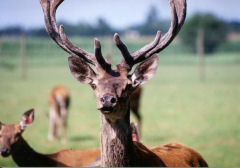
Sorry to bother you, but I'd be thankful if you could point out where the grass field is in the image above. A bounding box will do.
[0,37,240,166]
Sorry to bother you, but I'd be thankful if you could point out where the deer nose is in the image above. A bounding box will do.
[100,94,117,107]
[1,147,10,157]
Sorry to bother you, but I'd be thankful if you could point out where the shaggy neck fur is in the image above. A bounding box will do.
[11,136,65,167]
[100,105,134,167]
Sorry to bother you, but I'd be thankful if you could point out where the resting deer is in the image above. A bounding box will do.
[0,110,140,167]
[40,0,208,166]
[48,85,70,141]
[0,109,100,167]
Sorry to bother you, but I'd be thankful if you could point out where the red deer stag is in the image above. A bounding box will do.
[40,0,208,166]
[0,109,100,167]
[48,85,70,141]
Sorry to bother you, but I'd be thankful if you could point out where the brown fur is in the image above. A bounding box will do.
[48,85,70,141]
[0,122,100,167]
[150,143,209,167]
[67,53,209,167]
[100,107,208,167]
[40,0,208,166]
[130,86,142,130]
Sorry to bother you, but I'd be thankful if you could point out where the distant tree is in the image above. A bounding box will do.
[28,28,48,37]
[179,13,227,53]
[139,6,160,35]
[226,21,240,33]
[95,18,113,36]
[0,26,25,37]
[129,6,169,35]
[146,6,159,24]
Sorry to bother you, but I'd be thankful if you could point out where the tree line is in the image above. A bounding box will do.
[0,6,240,54]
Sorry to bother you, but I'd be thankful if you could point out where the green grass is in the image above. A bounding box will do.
[0,37,240,166]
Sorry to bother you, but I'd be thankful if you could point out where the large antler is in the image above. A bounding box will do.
[40,0,186,74]
[40,0,100,67]
[115,0,187,71]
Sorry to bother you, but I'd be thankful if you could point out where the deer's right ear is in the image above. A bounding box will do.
[20,108,34,130]
[68,55,96,84]
[131,54,159,87]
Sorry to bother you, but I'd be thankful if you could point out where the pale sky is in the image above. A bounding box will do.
[0,0,239,29]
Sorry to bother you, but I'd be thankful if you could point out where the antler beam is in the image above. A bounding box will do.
[40,0,186,74]
[117,0,187,71]
[40,0,98,66]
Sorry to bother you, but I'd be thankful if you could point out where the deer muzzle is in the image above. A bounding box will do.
[98,94,117,113]
[0,147,10,157]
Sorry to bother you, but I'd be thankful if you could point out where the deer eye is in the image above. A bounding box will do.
[91,84,97,90]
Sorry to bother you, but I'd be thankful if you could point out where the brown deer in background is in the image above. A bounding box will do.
[40,0,208,166]
[48,85,70,141]
[130,86,142,130]
[0,109,100,167]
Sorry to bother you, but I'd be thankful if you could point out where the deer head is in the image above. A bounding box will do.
[0,109,34,157]
[40,0,186,122]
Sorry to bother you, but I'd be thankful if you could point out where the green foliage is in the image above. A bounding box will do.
[217,41,240,53]
[130,6,170,35]
[226,21,240,33]
[180,13,227,54]
[0,26,24,36]
[95,18,114,35]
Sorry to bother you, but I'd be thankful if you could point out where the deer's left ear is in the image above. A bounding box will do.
[20,108,34,130]
[131,54,159,87]
[68,55,97,84]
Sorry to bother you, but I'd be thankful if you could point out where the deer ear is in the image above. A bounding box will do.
[20,108,34,130]
[131,54,159,87]
[68,55,96,84]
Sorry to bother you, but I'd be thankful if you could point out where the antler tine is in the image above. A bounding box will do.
[132,0,186,62]
[49,0,63,31]
[94,39,112,72]
[40,0,96,65]
[131,31,162,62]
[49,0,96,65]
[59,26,96,65]
[40,0,71,53]
[114,33,134,71]
[113,0,186,72]
[115,31,161,71]
[145,0,186,57]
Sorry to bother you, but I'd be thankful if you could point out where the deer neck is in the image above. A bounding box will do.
[100,103,134,167]
[11,136,58,166]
